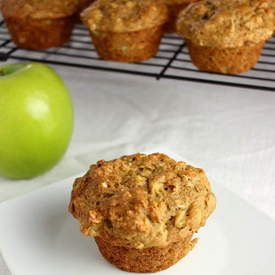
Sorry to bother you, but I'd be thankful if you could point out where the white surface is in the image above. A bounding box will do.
[1,174,275,275]
[1,66,275,274]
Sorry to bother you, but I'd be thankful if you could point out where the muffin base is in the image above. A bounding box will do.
[187,40,265,74]
[164,4,189,33]
[90,26,163,63]
[95,236,197,273]
[5,17,74,50]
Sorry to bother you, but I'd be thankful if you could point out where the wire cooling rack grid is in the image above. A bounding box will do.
[0,21,274,92]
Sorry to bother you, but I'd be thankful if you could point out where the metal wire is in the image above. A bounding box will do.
[0,21,274,92]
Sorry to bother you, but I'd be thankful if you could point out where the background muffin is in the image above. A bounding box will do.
[176,0,274,74]
[78,0,94,12]
[76,0,94,21]
[270,0,275,35]
[81,0,168,62]
[69,153,216,273]
[164,0,196,33]
[1,0,79,49]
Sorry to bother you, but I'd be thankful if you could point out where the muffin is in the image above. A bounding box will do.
[164,0,196,33]
[1,0,79,50]
[271,1,275,34]
[69,153,216,273]
[81,0,168,62]
[176,0,274,74]
[76,0,94,21]
[78,0,94,12]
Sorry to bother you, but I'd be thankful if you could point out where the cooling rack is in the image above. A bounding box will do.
[0,21,274,92]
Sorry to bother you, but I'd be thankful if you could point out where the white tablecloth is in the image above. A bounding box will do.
[1,66,275,275]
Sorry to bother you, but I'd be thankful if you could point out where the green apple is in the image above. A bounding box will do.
[0,62,73,179]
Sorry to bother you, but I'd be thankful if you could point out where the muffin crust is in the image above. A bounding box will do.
[176,0,274,47]
[5,16,74,49]
[95,235,197,272]
[69,153,216,249]
[90,26,162,62]
[1,0,79,19]
[187,39,264,74]
[81,0,168,33]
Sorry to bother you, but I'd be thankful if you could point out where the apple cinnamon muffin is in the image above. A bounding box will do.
[164,0,196,33]
[81,0,168,62]
[69,153,216,273]
[1,0,79,49]
[176,0,274,74]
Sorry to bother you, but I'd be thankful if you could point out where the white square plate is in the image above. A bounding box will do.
[0,175,275,275]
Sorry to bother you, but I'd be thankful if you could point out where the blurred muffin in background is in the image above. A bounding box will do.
[270,0,275,34]
[164,0,196,33]
[76,0,94,21]
[69,153,216,273]
[177,0,274,74]
[1,0,79,49]
[81,0,168,62]
[78,0,94,12]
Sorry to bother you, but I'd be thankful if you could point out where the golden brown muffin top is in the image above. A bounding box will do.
[81,0,168,33]
[1,0,79,19]
[69,153,216,249]
[176,0,274,48]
